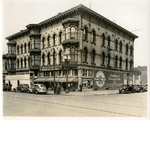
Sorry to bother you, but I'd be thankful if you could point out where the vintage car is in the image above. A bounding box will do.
[13,84,29,92]
[119,85,134,94]
[28,84,47,94]
[3,83,11,91]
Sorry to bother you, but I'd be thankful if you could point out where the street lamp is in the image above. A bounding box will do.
[64,55,70,93]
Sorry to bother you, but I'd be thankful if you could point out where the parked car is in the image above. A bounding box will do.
[3,83,11,91]
[119,85,134,94]
[29,84,47,94]
[13,84,29,92]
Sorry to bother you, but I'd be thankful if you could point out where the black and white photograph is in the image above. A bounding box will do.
[0,0,150,150]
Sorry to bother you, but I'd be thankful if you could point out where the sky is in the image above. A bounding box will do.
[0,0,150,67]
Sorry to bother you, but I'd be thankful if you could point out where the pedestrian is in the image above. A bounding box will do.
[57,83,61,95]
[79,84,83,92]
[54,83,57,94]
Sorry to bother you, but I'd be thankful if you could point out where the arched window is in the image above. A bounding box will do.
[28,42,30,51]
[53,34,56,46]
[126,44,128,55]
[47,36,51,47]
[71,27,76,39]
[42,53,45,66]
[115,39,118,51]
[42,37,45,49]
[130,60,133,70]
[24,57,26,68]
[130,46,133,56]
[119,41,122,53]
[21,45,23,54]
[65,27,69,40]
[31,55,34,66]
[107,54,110,66]
[102,33,105,46]
[17,45,19,54]
[83,26,88,41]
[59,51,63,64]
[126,59,128,69]
[91,49,95,64]
[35,55,40,66]
[24,43,26,53]
[91,30,96,43]
[28,57,30,67]
[83,47,88,62]
[59,32,62,44]
[115,56,118,68]
[17,59,19,69]
[21,58,23,68]
[34,39,39,49]
[119,57,122,68]
[102,52,105,65]
[107,36,111,48]
[70,48,75,61]
[53,50,56,65]
[48,53,51,65]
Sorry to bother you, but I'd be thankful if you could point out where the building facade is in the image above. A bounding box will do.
[3,4,140,90]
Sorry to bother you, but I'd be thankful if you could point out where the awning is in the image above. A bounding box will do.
[34,77,48,82]
[82,78,93,81]
[57,77,78,82]
[45,77,60,82]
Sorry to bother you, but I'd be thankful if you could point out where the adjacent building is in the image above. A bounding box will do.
[3,4,141,90]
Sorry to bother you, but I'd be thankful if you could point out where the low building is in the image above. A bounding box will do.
[3,4,141,90]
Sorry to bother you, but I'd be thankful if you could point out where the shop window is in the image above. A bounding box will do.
[83,26,88,41]
[83,47,88,62]
[47,36,51,47]
[102,33,105,47]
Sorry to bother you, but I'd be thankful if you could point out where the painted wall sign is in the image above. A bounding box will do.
[94,71,106,88]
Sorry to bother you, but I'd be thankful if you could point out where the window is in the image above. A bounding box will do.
[28,42,30,51]
[70,48,77,61]
[53,51,56,65]
[42,54,45,66]
[119,41,122,53]
[119,57,122,68]
[102,52,105,65]
[65,27,69,40]
[130,46,133,56]
[24,58,26,68]
[102,34,105,46]
[47,36,50,47]
[34,39,39,49]
[42,38,45,49]
[59,32,62,43]
[91,30,96,43]
[91,49,95,64]
[48,53,51,65]
[115,39,118,51]
[115,56,118,68]
[5,62,7,70]
[107,54,110,66]
[59,51,63,64]
[21,45,23,54]
[83,27,88,41]
[24,43,26,53]
[71,27,76,39]
[35,55,40,66]
[17,45,19,54]
[83,47,88,62]
[130,60,133,70]
[126,59,128,69]
[28,58,30,67]
[21,58,23,68]
[107,36,111,48]
[53,34,56,46]
[31,55,34,66]
[126,44,128,54]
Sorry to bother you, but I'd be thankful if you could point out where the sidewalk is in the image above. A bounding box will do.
[47,89,119,96]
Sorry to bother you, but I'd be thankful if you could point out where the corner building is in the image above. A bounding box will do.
[4,4,139,90]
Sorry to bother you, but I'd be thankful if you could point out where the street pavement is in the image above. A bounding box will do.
[2,90,147,118]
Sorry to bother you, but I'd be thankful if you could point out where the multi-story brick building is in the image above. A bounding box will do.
[3,4,141,90]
